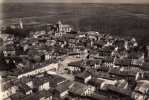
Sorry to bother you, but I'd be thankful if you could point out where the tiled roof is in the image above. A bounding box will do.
[75,71,91,79]
[108,85,131,96]
[69,82,90,95]
[18,83,31,92]
[55,80,73,93]
[9,92,25,100]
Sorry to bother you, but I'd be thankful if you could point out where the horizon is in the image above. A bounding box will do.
[1,0,149,4]
[2,2,149,5]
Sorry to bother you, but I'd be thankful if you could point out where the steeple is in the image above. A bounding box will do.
[57,20,63,32]
[58,20,62,25]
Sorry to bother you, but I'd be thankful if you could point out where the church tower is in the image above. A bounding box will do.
[57,20,63,32]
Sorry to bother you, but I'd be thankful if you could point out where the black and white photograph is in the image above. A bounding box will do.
[0,0,149,100]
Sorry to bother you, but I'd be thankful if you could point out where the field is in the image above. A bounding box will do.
[1,3,149,44]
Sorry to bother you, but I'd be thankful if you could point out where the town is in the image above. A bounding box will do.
[0,19,149,100]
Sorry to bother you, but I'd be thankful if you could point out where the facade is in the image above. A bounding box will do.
[69,82,95,97]
[17,63,58,78]
[57,21,72,33]
[2,81,18,99]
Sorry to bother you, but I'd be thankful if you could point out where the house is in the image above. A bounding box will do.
[37,90,53,100]
[109,67,141,81]
[18,83,32,95]
[69,82,95,97]
[28,50,50,63]
[94,40,106,48]
[85,59,103,69]
[115,79,128,89]
[68,52,81,58]
[107,85,131,97]
[114,58,131,67]
[5,92,25,100]
[113,39,125,48]
[17,63,58,79]
[77,32,86,38]
[129,52,144,66]
[21,93,38,100]
[131,58,142,66]
[97,79,117,91]
[131,91,147,100]
[88,51,102,59]
[16,90,53,100]
[134,80,149,95]
[3,45,16,57]
[20,76,33,88]
[88,78,104,89]
[98,48,111,57]
[47,74,66,87]
[75,71,92,84]
[88,71,116,91]
[33,76,50,91]
[54,80,73,98]
[91,71,114,80]
[97,65,110,72]
[102,56,114,68]
[62,34,76,40]
[131,80,149,100]
[88,93,108,100]
[67,60,84,73]
[0,33,9,42]
[2,80,18,99]
[86,31,99,36]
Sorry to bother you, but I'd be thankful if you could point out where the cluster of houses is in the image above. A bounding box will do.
[0,21,149,100]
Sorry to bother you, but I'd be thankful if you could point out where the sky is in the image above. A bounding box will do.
[1,0,149,4]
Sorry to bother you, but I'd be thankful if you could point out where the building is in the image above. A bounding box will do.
[75,71,92,84]
[33,76,50,91]
[67,60,84,73]
[17,63,58,78]
[88,78,104,89]
[5,92,25,100]
[132,80,149,100]
[115,79,128,89]
[57,21,72,34]
[36,90,53,100]
[18,83,32,95]
[20,76,33,88]
[2,80,18,99]
[54,80,73,98]
[109,67,141,81]
[69,82,95,97]
[102,56,114,68]
[107,85,131,97]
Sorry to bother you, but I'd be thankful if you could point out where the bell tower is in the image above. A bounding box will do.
[58,20,62,32]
